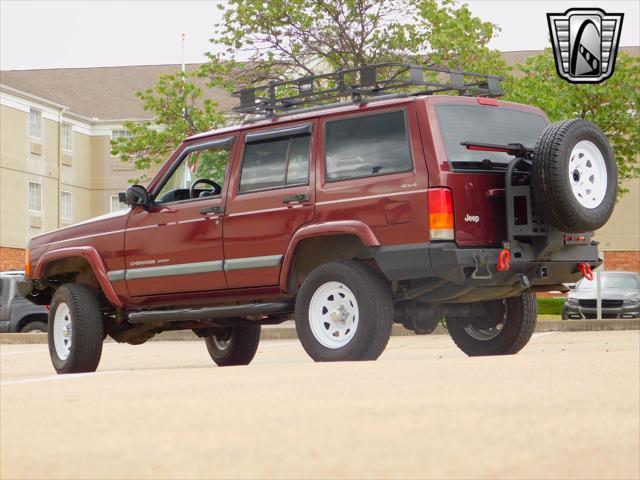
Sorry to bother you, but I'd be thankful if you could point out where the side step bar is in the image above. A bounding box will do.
[128,302,293,324]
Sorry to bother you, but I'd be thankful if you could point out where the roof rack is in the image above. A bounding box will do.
[232,62,503,117]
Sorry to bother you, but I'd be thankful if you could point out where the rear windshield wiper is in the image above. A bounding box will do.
[460,141,536,160]
[450,160,509,171]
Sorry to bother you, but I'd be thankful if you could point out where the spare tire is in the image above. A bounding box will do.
[532,119,617,232]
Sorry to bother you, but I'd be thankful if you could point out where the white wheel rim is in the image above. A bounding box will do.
[309,281,359,349]
[568,140,607,209]
[53,302,72,360]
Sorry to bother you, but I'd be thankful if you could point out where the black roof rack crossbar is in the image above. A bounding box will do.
[232,62,503,117]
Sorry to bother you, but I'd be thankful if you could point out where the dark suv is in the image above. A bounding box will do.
[1,271,49,332]
[19,64,618,374]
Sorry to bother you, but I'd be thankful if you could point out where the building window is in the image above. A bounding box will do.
[110,195,126,212]
[111,129,131,141]
[28,181,42,212]
[29,108,42,139]
[60,191,72,221]
[62,123,73,151]
[111,129,135,168]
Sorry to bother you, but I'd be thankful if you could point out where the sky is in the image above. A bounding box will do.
[0,0,638,71]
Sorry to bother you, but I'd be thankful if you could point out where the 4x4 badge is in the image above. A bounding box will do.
[547,8,624,84]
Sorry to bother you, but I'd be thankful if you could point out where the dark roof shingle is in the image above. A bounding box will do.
[1,47,637,120]
[0,63,235,120]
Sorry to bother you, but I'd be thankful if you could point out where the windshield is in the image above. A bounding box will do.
[576,273,640,290]
[435,105,548,168]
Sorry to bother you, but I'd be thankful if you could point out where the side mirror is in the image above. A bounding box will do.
[119,185,150,209]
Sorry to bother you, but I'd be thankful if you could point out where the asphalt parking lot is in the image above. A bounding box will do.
[1,331,639,480]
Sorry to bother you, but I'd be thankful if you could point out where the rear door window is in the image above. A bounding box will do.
[435,105,548,169]
[239,132,311,194]
[325,110,412,181]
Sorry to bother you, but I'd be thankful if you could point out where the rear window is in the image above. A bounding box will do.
[325,110,412,181]
[436,105,548,168]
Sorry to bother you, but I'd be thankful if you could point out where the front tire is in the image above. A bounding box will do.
[204,325,261,366]
[448,293,537,356]
[48,284,104,374]
[295,261,393,362]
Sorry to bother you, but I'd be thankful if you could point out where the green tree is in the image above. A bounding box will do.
[110,71,226,181]
[202,0,508,87]
[505,50,640,194]
[115,1,507,176]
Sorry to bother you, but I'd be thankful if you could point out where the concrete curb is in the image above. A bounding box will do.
[1,318,638,345]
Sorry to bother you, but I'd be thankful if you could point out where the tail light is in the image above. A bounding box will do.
[24,248,31,277]
[428,188,454,241]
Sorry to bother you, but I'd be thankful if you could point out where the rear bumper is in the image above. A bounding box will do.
[373,242,601,302]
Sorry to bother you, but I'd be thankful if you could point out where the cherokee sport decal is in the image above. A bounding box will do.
[129,259,170,267]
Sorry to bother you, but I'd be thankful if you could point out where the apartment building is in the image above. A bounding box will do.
[1,51,638,271]
[0,65,233,269]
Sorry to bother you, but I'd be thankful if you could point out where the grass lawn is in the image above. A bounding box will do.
[537,297,565,316]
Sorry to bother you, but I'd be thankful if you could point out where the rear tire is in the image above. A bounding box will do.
[532,119,617,232]
[48,284,104,374]
[21,321,48,333]
[448,293,537,356]
[295,260,393,362]
[204,325,261,366]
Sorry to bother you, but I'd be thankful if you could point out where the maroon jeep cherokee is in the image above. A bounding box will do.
[20,64,617,374]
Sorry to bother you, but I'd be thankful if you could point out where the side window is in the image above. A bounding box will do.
[155,141,232,204]
[239,133,311,194]
[325,110,412,181]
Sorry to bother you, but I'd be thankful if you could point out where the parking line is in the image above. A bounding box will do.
[533,331,557,338]
[0,348,49,356]
[1,370,126,386]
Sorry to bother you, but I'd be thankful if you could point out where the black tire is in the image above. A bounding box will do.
[48,284,104,374]
[21,321,48,333]
[532,119,617,232]
[295,260,393,362]
[204,325,261,366]
[448,293,537,356]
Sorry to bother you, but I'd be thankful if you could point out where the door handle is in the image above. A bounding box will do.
[282,193,310,204]
[200,205,223,215]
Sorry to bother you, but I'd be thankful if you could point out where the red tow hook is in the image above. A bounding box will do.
[496,249,511,272]
[578,262,594,281]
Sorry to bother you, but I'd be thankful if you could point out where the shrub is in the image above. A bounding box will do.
[537,297,565,315]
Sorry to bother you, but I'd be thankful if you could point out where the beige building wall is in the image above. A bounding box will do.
[1,105,60,249]
[89,134,161,215]
[1,90,155,260]
[596,178,640,252]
